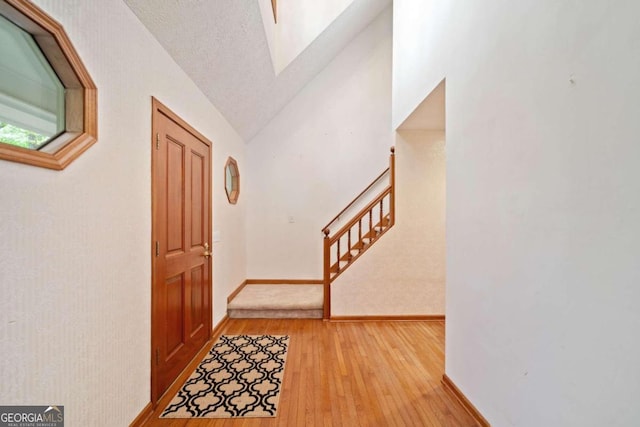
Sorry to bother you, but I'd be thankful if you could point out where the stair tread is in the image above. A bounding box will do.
[352,241,367,250]
[228,284,323,310]
[340,252,355,262]
[228,308,323,319]
[329,214,393,277]
[330,262,341,274]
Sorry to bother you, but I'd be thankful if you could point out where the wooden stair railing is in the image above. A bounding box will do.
[322,147,395,319]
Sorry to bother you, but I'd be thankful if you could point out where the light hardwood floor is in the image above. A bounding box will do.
[142,319,477,427]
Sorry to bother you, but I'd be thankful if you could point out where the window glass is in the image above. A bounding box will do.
[225,164,233,195]
[0,14,65,150]
[224,157,239,204]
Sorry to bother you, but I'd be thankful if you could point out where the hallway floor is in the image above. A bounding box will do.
[142,319,477,426]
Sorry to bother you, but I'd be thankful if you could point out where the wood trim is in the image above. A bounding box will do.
[245,279,323,285]
[212,314,230,338]
[150,99,159,406]
[224,156,240,204]
[442,374,491,427]
[323,234,331,320]
[151,98,211,147]
[271,0,277,23]
[322,167,390,233]
[389,146,396,226]
[330,315,445,322]
[329,186,392,245]
[327,220,393,284]
[227,280,247,304]
[0,0,97,170]
[150,97,213,406]
[128,402,153,427]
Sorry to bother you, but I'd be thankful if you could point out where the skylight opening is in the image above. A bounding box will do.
[258,0,356,75]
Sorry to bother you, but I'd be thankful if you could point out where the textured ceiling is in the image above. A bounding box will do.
[123,0,391,141]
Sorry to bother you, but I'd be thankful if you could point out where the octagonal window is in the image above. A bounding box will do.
[224,157,240,204]
[0,0,97,170]
[0,14,65,150]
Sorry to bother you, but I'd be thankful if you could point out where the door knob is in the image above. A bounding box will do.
[203,243,211,258]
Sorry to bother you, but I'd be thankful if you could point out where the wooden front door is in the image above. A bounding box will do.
[151,98,212,403]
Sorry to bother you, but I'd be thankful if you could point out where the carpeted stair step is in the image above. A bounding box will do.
[228,284,323,319]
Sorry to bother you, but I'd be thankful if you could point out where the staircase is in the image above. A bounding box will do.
[227,147,395,319]
[322,147,395,318]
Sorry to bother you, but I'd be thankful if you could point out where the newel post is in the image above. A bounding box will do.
[390,146,396,226]
[323,229,331,320]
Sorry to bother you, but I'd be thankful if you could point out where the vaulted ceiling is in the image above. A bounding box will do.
[123,0,391,141]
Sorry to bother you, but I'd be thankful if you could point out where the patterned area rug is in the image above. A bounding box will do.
[161,335,290,418]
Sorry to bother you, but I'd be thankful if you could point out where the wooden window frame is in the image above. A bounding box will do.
[224,156,240,204]
[271,0,277,23]
[0,0,97,170]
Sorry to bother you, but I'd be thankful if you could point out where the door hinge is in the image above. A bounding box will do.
[155,241,159,257]
[155,133,160,149]
[155,348,159,365]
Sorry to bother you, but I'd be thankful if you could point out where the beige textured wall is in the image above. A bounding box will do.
[0,1,246,425]
[332,130,446,315]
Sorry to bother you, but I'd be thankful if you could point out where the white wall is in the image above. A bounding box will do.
[246,7,393,279]
[394,0,640,425]
[259,0,354,74]
[333,130,446,316]
[0,1,246,425]
[275,0,353,74]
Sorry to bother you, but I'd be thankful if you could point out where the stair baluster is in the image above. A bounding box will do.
[369,209,373,239]
[321,147,396,319]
